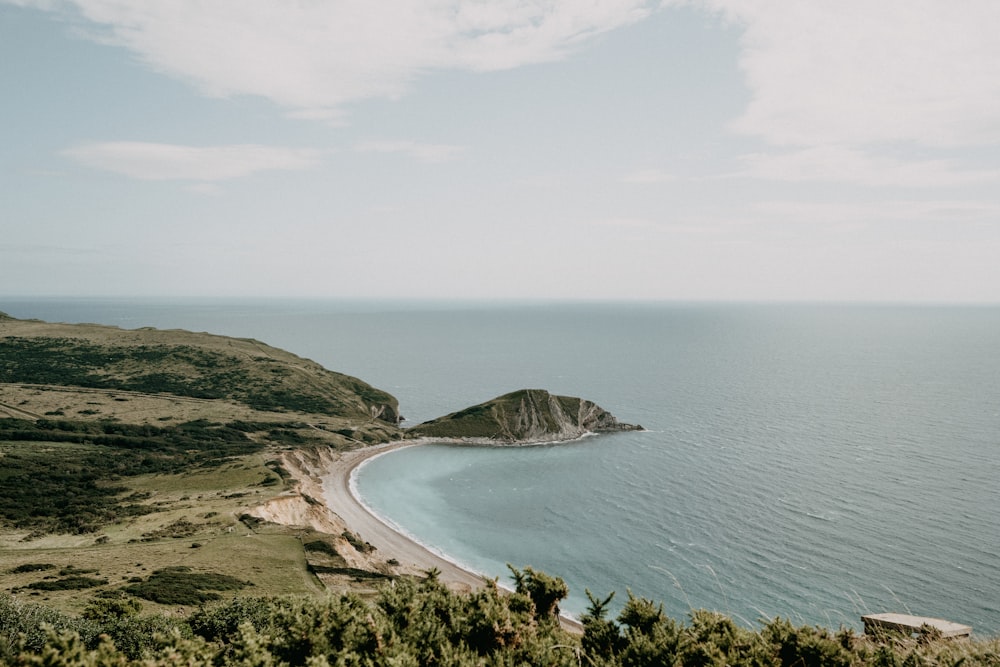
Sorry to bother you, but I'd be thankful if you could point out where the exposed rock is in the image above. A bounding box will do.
[408,388,642,444]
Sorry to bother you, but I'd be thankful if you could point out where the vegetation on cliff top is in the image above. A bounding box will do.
[0,318,398,422]
[3,567,997,666]
[5,314,989,666]
[408,388,640,442]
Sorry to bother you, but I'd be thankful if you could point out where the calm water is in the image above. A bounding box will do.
[4,298,999,633]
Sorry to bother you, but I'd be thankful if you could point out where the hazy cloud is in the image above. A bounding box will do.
[699,0,1000,147]
[739,146,1000,188]
[62,142,322,181]
[621,169,676,184]
[20,0,657,121]
[355,140,467,164]
[745,199,1000,226]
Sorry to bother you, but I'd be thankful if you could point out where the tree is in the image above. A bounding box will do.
[507,565,569,622]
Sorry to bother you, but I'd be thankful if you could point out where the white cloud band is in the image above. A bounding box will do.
[26,0,656,121]
[700,0,1000,147]
[62,142,322,181]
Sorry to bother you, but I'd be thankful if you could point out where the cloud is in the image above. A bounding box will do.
[592,216,659,228]
[744,199,1000,227]
[698,0,1000,148]
[355,140,466,164]
[22,0,656,121]
[621,168,676,184]
[738,146,1000,188]
[62,142,322,181]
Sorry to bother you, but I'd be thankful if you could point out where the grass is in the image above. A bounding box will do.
[122,566,252,605]
[0,446,327,616]
[409,389,567,439]
[0,418,266,534]
[0,316,407,621]
[0,318,401,424]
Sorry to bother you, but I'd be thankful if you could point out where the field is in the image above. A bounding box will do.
[0,313,406,617]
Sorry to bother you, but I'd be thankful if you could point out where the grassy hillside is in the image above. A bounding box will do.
[3,313,994,665]
[409,388,640,442]
[0,314,405,617]
[0,312,399,423]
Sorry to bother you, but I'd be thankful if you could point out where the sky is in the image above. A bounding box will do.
[2,0,999,302]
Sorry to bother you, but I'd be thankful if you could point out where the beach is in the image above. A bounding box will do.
[317,440,584,633]
[318,441,489,593]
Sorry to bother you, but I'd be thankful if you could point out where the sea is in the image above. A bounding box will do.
[3,298,998,634]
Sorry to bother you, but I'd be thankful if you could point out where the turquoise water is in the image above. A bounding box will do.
[5,299,999,633]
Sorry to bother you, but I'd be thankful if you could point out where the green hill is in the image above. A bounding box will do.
[1,313,995,665]
[408,388,642,443]
[0,314,399,423]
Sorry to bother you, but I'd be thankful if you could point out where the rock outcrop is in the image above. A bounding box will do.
[408,388,642,444]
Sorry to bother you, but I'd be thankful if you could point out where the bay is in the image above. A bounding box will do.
[4,298,998,633]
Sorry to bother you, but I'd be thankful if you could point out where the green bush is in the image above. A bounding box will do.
[303,540,339,556]
[122,566,252,605]
[0,593,99,657]
[25,576,108,591]
[9,563,56,574]
[4,569,1000,667]
[0,418,264,535]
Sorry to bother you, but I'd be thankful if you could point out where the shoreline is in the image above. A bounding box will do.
[317,438,585,632]
[318,440,490,593]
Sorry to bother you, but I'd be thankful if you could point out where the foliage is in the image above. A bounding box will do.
[4,570,1000,666]
[121,566,253,605]
[0,335,398,418]
[8,563,56,574]
[23,575,109,591]
[342,530,376,553]
[409,389,593,440]
[0,417,264,534]
[508,564,570,621]
[303,539,339,556]
[0,592,187,662]
[0,593,100,657]
[81,592,142,622]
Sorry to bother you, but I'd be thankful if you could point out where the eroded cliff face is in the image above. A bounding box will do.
[246,448,385,572]
[408,389,642,444]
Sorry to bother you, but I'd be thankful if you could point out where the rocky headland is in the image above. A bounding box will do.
[0,313,640,608]
[408,388,642,444]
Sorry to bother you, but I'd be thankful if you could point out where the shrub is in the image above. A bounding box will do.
[0,593,98,657]
[303,540,339,557]
[25,576,108,591]
[122,566,251,605]
[9,563,56,574]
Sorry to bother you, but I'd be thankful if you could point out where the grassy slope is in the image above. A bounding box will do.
[0,313,399,423]
[408,388,603,441]
[0,314,404,616]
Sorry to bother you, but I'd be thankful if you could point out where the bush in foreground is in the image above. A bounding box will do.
[3,572,999,666]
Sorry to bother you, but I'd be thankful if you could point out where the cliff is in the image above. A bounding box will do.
[1,315,639,446]
[0,315,399,425]
[407,388,642,444]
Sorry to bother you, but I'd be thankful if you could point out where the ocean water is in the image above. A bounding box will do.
[4,298,999,633]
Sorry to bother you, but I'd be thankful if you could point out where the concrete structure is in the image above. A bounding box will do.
[862,613,972,639]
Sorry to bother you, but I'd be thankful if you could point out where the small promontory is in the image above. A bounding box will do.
[407,388,642,444]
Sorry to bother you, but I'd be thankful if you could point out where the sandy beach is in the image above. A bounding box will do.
[318,441,489,593]
[316,440,584,633]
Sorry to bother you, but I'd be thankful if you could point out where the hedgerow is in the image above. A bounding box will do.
[3,570,999,666]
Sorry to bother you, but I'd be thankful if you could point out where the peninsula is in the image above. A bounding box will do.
[0,312,638,611]
[3,312,996,667]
